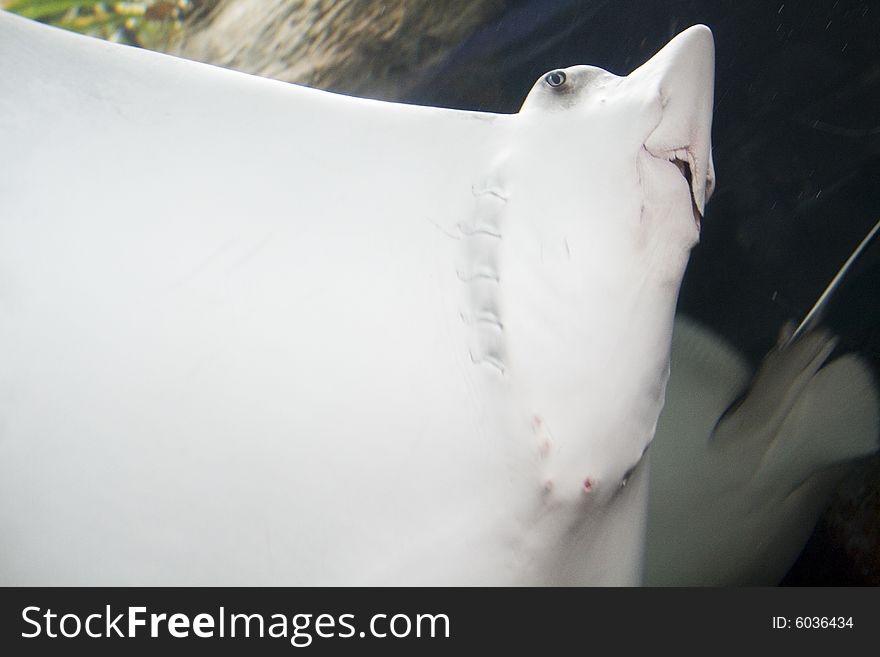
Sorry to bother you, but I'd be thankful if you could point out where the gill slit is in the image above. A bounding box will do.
[458,161,510,375]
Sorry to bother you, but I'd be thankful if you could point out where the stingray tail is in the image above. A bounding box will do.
[783,217,880,348]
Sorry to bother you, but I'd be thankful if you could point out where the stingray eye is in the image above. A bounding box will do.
[544,70,567,88]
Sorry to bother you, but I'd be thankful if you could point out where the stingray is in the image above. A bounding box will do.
[645,221,880,586]
[0,12,714,585]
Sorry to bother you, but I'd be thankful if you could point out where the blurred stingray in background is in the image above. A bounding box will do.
[647,318,879,585]
[646,222,880,585]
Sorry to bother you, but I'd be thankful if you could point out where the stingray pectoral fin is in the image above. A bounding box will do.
[756,354,880,485]
[628,24,715,216]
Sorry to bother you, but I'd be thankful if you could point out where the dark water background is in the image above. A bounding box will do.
[400,0,880,585]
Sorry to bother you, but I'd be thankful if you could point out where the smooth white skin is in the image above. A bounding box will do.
[0,12,714,585]
[645,318,880,585]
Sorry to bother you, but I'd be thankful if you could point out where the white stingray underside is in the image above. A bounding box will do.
[0,12,714,585]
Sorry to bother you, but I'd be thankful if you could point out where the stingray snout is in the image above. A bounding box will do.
[631,24,716,219]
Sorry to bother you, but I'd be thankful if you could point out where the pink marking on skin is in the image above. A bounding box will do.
[540,438,552,458]
[531,415,542,431]
[583,478,594,494]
